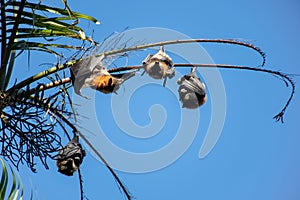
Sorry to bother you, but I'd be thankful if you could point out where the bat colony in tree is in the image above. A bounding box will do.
[54,38,294,200]
[1,38,296,200]
[1,1,295,200]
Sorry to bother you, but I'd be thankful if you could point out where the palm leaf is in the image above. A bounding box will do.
[0,158,33,200]
[2,0,99,53]
[4,11,88,40]
[8,165,20,200]
[0,158,9,200]
[5,9,83,32]
[1,0,100,90]
[3,49,15,90]
[6,1,100,24]
[12,41,82,50]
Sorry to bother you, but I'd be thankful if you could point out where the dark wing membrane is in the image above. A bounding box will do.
[181,75,206,96]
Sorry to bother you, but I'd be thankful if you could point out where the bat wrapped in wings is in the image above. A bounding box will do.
[56,136,86,176]
[142,46,175,86]
[177,67,207,109]
[70,55,136,97]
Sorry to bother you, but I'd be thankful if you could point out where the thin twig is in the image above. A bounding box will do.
[77,131,133,200]
[78,168,84,200]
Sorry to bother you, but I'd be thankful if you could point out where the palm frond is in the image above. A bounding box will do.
[0,0,100,90]
[6,1,100,24]
[0,157,35,200]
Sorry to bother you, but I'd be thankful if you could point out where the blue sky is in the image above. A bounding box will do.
[12,0,300,200]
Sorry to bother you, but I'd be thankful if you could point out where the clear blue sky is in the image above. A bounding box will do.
[14,0,300,199]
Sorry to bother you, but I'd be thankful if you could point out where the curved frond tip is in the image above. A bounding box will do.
[174,63,295,123]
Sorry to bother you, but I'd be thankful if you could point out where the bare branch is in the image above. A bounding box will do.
[101,39,266,66]
[6,38,265,94]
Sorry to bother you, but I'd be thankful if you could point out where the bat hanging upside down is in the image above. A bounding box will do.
[88,65,136,94]
[56,136,86,176]
[177,67,207,109]
[142,46,175,86]
[70,55,136,97]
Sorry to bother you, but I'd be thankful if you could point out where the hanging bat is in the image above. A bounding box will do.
[70,55,136,97]
[142,46,175,86]
[177,67,207,109]
[56,136,86,176]
[87,64,136,94]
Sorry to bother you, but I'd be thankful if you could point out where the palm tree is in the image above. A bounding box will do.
[0,0,296,200]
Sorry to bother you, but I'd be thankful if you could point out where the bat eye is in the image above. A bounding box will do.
[164,60,171,66]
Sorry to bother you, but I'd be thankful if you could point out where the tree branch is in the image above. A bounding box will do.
[6,61,76,94]
[6,38,265,94]
[101,38,266,66]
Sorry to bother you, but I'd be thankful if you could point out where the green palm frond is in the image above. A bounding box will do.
[0,0,100,90]
[11,41,83,54]
[0,157,35,200]
[7,1,100,24]
[3,0,100,49]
